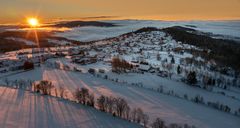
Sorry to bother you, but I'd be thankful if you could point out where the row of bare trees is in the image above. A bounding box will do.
[3,78,33,90]
[73,87,195,128]
[112,57,133,73]
[73,87,149,127]
[97,95,149,127]
[152,117,196,128]
[9,80,196,128]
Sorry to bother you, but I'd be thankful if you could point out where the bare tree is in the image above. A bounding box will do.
[112,57,133,73]
[34,81,54,95]
[97,95,106,112]
[168,123,179,128]
[115,97,129,117]
[151,117,166,128]
[74,88,82,103]
[136,108,144,123]
[74,88,89,105]
[183,124,196,128]
[105,96,115,113]
[124,105,131,120]
[55,88,58,97]
[59,87,65,98]
[143,114,149,128]
[81,88,89,105]
[131,108,138,122]
[87,93,95,107]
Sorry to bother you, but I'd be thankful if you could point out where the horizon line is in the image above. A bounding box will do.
[1,17,240,25]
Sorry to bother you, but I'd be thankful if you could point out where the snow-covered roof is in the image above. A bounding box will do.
[139,64,151,71]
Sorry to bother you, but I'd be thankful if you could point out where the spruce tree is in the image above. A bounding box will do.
[187,71,197,85]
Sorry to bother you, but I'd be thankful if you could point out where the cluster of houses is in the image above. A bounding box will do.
[67,47,98,65]
[61,31,194,75]
[1,29,238,87]
[0,47,69,73]
[0,59,24,73]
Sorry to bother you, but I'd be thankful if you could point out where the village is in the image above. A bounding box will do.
[1,29,239,89]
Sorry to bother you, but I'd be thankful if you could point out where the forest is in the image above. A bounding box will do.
[163,26,240,72]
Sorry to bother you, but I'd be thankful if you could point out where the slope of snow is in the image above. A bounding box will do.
[105,72,240,110]
[1,66,240,128]
[0,86,140,128]
[5,37,36,46]
[47,39,71,45]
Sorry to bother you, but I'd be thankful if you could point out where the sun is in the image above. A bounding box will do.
[27,18,39,27]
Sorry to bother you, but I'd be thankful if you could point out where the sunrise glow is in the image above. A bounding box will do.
[27,18,39,27]
[0,1,239,128]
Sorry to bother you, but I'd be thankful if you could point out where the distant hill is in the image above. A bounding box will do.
[0,31,80,53]
[50,21,116,28]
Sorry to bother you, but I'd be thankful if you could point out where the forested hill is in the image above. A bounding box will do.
[162,26,240,72]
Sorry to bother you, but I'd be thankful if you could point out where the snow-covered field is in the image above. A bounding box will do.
[0,86,140,128]
[55,20,240,42]
[1,66,239,128]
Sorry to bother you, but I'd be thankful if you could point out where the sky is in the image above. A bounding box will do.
[0,0,240,23]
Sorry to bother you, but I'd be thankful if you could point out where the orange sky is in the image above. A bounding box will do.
[1,0,240,23]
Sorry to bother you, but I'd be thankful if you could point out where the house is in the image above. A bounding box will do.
[75,56,97,65]
[68,48,82,56]
[17,54,28,60]
[0,68,7,73]
[32,48,45,54]
[74,67,82,72]
[136,56,145,62]
[99,69,106,73]
[138,63,151,71]
[71,54,85,62]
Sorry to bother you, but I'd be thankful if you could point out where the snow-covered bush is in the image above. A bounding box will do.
[32,80,54,95]
[192,95,205,104]
[207,101,231,113]
[151,117,166,128]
